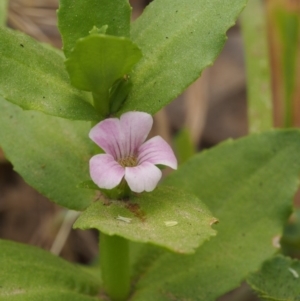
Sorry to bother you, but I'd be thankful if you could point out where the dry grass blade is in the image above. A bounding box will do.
[184,69,209,146]
[8,0,61,47]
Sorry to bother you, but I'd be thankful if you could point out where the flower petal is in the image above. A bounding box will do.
[137,136,178,169]
[125,162,162,193]
[120,112,153,156]
[90,154,125,189]
[89,118,124,160]
[89,112,153,160]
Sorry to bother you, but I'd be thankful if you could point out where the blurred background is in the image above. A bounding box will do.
[0,0,299,300]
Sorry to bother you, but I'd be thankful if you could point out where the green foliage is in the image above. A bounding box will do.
[0,27,99,121]
[174,128,196,165]
[0,239,102,301]
[1,1,295,300]
[74,186,217,254]
[120,0,248,115]
[241,0,273,133]
[0,97,95,211]
[65,34,142,116]
[58,0,131,58]
[0,96,214,252]
[280,210,300,258]
[89,25,108,35]
[128,130,300,300]
[109,77,133,114]
[247,255,300,301]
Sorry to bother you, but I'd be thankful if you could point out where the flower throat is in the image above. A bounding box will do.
[118,156,137,168]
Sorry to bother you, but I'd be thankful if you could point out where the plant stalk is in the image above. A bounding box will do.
[100,233,130,301]
[93,91,110,118]
[241,0,273,133]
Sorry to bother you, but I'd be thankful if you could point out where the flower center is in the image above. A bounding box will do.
[118,156,138,168]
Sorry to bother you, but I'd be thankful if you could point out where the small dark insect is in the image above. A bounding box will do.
[20,44,24,47]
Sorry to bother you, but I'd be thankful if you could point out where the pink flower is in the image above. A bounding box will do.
[89,112,177,193]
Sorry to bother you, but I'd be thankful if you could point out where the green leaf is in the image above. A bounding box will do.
[65,34,142,116]
[129,130,300,300]
[247,255,300,301]
[78,180,100,190]
[119,0,248,115]
[89,25,108,35]
[109,77,133,114]
[0,239,101,301]
[241,0,273,133]
[58,0,131,58]
[0,27,100,121]
[0,97,95,211]
[2,293,99,301]
[74,186,217,254]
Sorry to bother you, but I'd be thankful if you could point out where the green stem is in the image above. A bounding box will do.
[279,10,299,128]
[0,0,8,26]
[93,91,110,118]
[101,179,132,200]
[240,0,273,133]
[100,233,130,301]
